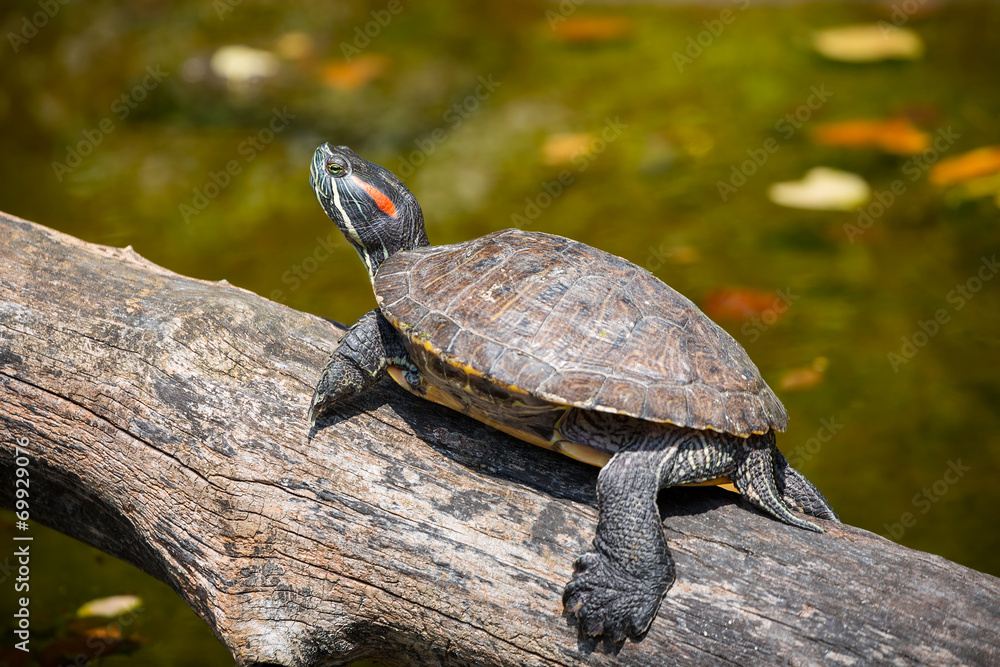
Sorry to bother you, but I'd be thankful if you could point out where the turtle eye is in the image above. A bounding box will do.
[327,161,347,177]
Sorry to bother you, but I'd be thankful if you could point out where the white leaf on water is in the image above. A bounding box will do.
[768,167,871,211]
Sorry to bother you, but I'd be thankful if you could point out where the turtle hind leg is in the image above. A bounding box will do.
[561,416,734,643]
[732,432,823,533]
[309,309,413,425]
[772,449,840,522]
[563,438,676,643]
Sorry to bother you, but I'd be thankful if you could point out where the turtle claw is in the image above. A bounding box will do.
[307,391,328,426]
[308,370,345,426]
[563,549,672,643]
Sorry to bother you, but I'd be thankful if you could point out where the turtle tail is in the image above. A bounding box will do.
[732,433,823,533]
[772,448,840,522]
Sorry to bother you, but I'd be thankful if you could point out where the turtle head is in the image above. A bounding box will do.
[310,143,429,282]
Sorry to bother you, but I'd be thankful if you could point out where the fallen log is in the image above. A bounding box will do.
[1,210,997,666]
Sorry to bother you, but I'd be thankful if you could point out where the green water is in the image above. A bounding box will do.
[2,0,998,663]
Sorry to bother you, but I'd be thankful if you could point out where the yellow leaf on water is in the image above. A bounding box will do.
[812,24,923,63]
[77,594,143,618]
[210,45,280,83]
[274,31,314,61]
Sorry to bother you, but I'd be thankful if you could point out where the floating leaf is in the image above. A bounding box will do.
[274,31,314,61]
[321,54,388,91]
[551,16,633,44]
[812,118,930,154]
[638,134,678,174]
[77,594,143,619]
[38,626,144,667]
[768,167,870,211]
[779,357,829,392]
[210,45,280,83]
[812,24,923,62]
[930,146,1000,186]
[703,287,784,321]
[0,647,32,667]
[667,245,700,265]
[540,132,594,166]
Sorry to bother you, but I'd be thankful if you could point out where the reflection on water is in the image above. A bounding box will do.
[1,0,998,662]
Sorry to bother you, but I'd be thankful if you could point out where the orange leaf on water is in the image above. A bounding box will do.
[930,146,1000,186]
[703,287,785,322]
[38,630,134,667]
[551,17,633,44]
[540,132,594,166]
[321,54,388,91]
[812,118,930,155]
[779,358,829,392]
[0,647,32,667]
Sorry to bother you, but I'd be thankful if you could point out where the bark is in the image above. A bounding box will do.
[0,211,997,667]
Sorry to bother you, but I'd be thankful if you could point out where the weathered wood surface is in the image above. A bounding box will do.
[1,210,998,667]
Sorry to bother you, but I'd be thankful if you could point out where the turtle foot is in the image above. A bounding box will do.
[563,548,673,643]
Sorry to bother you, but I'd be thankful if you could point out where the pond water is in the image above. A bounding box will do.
[1,0,998,663]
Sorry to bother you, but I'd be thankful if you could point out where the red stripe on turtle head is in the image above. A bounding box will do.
[352,175,398,218]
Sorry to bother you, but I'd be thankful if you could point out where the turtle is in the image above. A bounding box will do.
[306,143,839,643]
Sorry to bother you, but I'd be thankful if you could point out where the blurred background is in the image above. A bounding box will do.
[1,0,998,664]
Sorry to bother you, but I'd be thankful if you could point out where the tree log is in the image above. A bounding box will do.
[1,210,997,667]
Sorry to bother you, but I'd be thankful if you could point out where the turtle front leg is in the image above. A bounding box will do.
[308,309,414,425]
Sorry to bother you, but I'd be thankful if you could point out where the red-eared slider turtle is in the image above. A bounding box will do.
[307,144,838,643]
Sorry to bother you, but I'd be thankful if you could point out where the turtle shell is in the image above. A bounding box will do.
[374,229,787,437]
